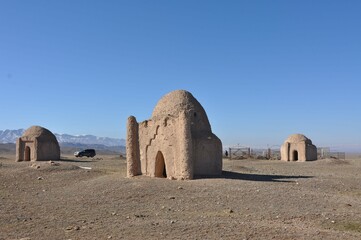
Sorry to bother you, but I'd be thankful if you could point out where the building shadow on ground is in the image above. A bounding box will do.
[196,171,313,182]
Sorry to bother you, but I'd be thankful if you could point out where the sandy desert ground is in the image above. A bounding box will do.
[1,152,361,240]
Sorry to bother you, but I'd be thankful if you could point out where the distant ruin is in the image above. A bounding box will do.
[126,90,222,179]
[280,134,317,162]
[16,126,60,162]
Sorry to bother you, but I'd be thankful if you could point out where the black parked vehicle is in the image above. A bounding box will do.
[74,149,96,158]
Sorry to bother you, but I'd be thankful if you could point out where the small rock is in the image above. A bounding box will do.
[37,177,43,180]
[65,226,73,231]
[30,164,40,169]
[177,186,183,190]
[169,196,175,200]
[49,161,60,166]
[170,220,176,224]
[226,209,234,214]
[111,212,117,216]
[65,225,80,231]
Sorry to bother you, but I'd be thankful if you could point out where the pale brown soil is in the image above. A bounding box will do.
[1,153,361,240]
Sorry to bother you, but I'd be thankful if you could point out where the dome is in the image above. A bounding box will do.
[151,90,211,131]
[285,134,312,144]
[22,126,58,142]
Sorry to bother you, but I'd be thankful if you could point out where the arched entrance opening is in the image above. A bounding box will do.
[293,150,298,161]
[25,146,31,161]
[155,151,167,178]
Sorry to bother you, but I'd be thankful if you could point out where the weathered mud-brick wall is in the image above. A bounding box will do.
[126,90,222,180]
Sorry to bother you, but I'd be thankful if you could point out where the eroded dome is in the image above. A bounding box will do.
[151,90,211,131]
[285,134,312,144]
[22,126,58,142]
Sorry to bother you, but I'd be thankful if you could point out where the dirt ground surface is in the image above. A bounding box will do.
[1,153,361,240]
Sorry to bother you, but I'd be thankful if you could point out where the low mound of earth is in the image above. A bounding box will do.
[1,154,361,240]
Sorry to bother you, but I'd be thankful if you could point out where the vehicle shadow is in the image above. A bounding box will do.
[196,171,313,182]
[57,158,93,163]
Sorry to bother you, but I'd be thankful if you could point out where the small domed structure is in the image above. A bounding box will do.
[280,134,317,162]
[16,126,60,161]
[126,90,222,179]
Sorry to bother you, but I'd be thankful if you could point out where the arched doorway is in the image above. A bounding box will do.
[155,151,167,178]
[25,146,31,161]
[293,150,298,161]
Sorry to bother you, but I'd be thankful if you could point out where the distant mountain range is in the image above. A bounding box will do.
[0,129,125,147]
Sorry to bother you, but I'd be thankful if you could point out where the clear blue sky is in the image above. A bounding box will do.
[1,1,360,149]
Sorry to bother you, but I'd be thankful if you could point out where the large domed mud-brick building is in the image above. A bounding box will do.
[16,126,60,162]
[126,90,223,180]
[280,134,317,162]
